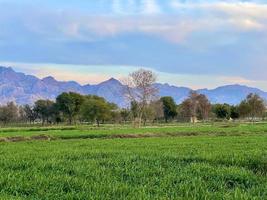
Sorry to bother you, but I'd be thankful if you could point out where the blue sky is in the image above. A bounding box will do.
[0,0,267,89]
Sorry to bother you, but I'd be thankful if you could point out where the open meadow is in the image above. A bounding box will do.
[2,0,267,199]
[0,123,266,199]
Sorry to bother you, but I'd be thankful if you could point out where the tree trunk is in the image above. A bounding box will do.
[68,115,72,125]
[143,118,147,126]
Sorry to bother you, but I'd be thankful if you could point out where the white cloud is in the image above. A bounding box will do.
[1,1,267,84]
[48,2,267,43]
[170,1,267,30]
[112,0,161,15]
[1,1,266,44]
[141,0,161,15]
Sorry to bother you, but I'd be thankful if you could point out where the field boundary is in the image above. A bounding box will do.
[0,131,248,143]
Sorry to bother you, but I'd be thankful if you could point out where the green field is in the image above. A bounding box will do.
[1,122,267,140]
[0,123,267,199]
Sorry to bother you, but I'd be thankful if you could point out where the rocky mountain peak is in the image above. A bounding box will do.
[0,66,266,107]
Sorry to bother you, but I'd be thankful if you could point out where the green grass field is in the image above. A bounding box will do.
[1,122,267,140]
[0,123,266,199]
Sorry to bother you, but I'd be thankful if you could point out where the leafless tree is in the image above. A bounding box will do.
[142,100,164,125]
[239,93,266,121]
[180,91,211,123]
[0,102,19,125]
[197,94,211,121]
[123,69,158,127]
[188,91,199,123]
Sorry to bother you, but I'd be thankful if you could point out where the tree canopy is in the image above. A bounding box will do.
[161,96,177,122]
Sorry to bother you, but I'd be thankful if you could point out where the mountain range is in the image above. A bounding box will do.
[0,66,266,107]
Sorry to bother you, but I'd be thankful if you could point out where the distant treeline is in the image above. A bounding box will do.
[0,69,266,126]
[0,91,265,126]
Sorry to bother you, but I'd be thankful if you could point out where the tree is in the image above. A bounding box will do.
[180,99,192,122]
[123,69,158,127]
[80,95,113,127]
[150,100,164,123]
[180,91,211,123]
[50,103,62,124]
[212,104,231,120]
[120,109,131,124]
[185,91,200,123]
[141,100,164,125]
[56,92,84,124]
[0,102,19,125]
[197,94,211,120]
[22,104,38,123]
[239,93,265,121]
[239,100,251,119]
[230,105,240,120]
[34,100,55,124]
[130,101,139,120]
[108,103,120,124]
[161,96,177,122]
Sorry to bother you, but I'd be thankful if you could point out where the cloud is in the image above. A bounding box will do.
[141,0,161,15]
[1,1,266,44]
[111,0,161,15]
[0,1,267,84]
[170,1,267,30]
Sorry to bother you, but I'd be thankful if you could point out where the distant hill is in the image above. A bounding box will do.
[0,66,266,106]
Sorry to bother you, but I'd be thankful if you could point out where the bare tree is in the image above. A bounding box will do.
[180,91,211,123]
[142,100,164,125]
[151,100,164,122]
[123,69,158,127]
[22,104,38,124]
[239,93,266,121]
[180,98,192,122]
[188,91,199,123]
[0,102,19,125]
[197,94,211,121]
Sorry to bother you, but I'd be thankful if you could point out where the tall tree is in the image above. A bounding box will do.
[161,96,177,122]
[187,91,199,123]
[142,100,164,125]
[0,102,19,125]
[197,94,211,120]
[230,105,240,120]
[123,69,158,127]
[151,100,164,122]
[34,100,55,124]
[180,99,192,122]
[130,101,139,120]
[239,93,265,121]
[120,109,131,124]
[180,91,211,123]
[22,104,38,123]
[80,95,113,127]
[56,92,84,124]
[212,104,231,120]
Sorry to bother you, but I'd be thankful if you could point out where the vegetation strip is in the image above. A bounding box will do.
[0,130,255,143]
[0,135,54,142]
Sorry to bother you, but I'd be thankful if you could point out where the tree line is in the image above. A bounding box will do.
[0,69,266,126]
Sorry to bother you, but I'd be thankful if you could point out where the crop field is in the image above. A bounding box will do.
[0,123,266,199]
[1,122,267,141]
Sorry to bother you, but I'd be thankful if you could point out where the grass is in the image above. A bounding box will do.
[1,122,267,140]
[0,123,267,199]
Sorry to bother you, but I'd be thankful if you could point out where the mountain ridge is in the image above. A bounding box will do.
[0,66,266,106]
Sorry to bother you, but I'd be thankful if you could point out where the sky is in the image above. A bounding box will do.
[0,0,267,90]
